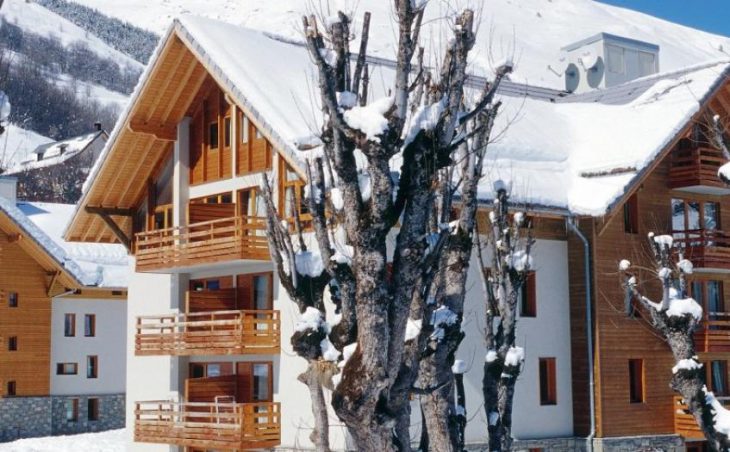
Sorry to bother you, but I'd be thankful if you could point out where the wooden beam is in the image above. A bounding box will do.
[46,271,61,297]
[84,207,132,251]
[128,119,177,141]
[85,206,135,217]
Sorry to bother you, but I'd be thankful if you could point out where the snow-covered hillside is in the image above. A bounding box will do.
[1,0,141,72]
[72,0,730,88]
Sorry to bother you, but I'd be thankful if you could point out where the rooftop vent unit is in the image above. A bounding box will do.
[561,33,659,93]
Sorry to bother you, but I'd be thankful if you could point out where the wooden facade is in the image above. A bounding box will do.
[567,78,730,440]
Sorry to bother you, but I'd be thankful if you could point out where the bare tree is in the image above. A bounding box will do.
[474,187,533,452]
[620,237,730,451]
[260,2,512,450]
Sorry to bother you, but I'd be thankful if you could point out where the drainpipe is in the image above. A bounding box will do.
[566,217,595,452]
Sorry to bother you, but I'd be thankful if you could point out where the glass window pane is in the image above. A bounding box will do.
[693,281,705,308]
[607,45,624,74]
[207,364,221,377]
[253,364,270,401]
[638,51,655,76]
[705,203,720,230]
[708,281,723,313]
[713,361,728,396]
[671,199,685,232]
[687,202,701,230]
[253,276,269,310]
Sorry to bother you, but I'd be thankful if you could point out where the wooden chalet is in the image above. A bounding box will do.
[62,9,730,452]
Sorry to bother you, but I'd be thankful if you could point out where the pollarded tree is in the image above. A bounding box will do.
[260,2,512,450]
[620,236,730,450]
[475,186,533,452]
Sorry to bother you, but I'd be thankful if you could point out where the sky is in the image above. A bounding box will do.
[597,0,730,37]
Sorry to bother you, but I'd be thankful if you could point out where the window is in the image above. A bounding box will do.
[539,358,557,405]
[241,115,249,143]
[208,122,219,149]
[6,381,15,396]
[8,292,17,308]
[692,280,724,318]
[8,336,17,351]
[607,44,625,74]
[280,160,310,224]
[224,117,232,147]
[520,271,537,317]
[628,359,645,403]
[65,399,78,422]
[638,51,656,76]
[672,198,721,232]
[87,398,99,421]
[56,363,78,375]
[64,314,76,337]
[708,360,728,396]
[252,363,271,401]
[87,356,98,379]
[623,193,638,234]
[84,315,96,337]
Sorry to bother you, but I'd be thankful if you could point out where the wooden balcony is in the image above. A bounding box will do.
[135,400,280,450]
[134,216,270,272]
[675,395,730,439]
[672,229,730,271]
[694,312,730,352]
[669,146,730,193]
[135,309,280,356]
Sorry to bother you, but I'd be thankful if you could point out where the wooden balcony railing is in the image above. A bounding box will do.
[669,146,725,190]
[675,395,730,439]
[135,309,280,356]
[135,400,280,450]
[694,311,730,352]
[672,229,730,271]
[134,215,270,272]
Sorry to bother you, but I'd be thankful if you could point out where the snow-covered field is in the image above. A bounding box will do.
[0,429,125,452]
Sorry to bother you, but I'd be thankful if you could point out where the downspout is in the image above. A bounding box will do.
[566,217,595,452]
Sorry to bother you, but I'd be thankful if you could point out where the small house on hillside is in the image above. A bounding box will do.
[5,125,108,204]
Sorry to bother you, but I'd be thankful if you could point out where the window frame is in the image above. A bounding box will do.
[65,398,79,422]
[56,362,78,375]
[538,357,557,405]
[84,314,96,338]
[87,355,98,379]
[87,398,100,421]
[520,271,537,318]
[64,313,76,337]
[8,292,18,308]
[623,193,639,234]
[628,359,645,403]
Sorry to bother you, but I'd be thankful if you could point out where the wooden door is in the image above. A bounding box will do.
[236,273,273,311]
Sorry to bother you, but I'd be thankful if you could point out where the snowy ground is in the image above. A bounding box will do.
[0,429,125,452]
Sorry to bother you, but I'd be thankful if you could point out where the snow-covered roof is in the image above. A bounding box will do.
[0,198,130,288]
[0,124,54,171]
[176,15,730,215]
[74,8,730,241]
[6,130,105,174]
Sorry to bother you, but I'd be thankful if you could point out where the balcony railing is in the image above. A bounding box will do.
[135,309,280,356]
[672,229,730,271]
[675,395,730,439]
[694,311,730,353]
[669,146,726,190]
[134,215,270,272]
[134,400,280,450]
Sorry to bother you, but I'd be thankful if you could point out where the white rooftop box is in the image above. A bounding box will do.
[561,33,660,93]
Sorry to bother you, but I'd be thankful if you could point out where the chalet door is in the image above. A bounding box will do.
[235,362,273,403]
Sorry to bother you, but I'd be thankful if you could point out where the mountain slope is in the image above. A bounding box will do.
[70,0,730,88]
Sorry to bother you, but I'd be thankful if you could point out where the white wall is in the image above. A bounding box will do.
[274,238,574,449]
[124,270,181,452]
[50,296,127,396]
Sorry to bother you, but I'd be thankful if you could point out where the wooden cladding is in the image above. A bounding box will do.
[185,362,273,404]
[134,400,280,450]
[189,84,272,185]
[134,215,269,272]
[674,395,729,439]
[671,229,730,271]
[135,309,280,356]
